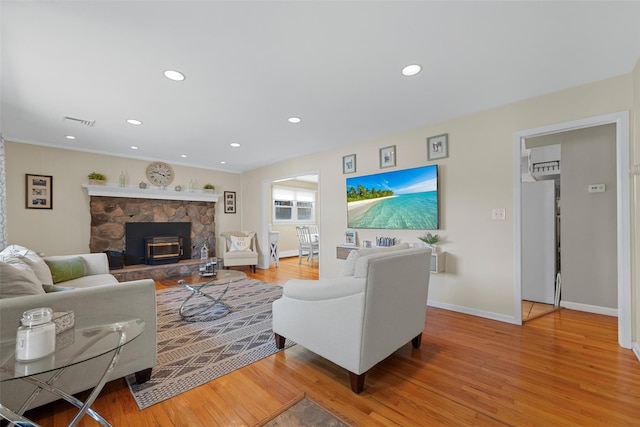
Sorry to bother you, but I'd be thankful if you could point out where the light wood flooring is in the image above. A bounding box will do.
[521,300,560,322]
[23,257,640,426]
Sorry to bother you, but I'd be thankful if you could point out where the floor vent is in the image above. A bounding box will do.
[63,116,95,127]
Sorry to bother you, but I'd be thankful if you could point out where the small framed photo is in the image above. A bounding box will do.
[343,154,356,174]
[379,145,396,168]
[25,174,53,209]
[344,230,356,246]
[427,133,449,160]
[224,191,236,214]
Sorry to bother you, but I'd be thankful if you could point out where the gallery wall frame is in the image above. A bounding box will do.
[343,154,356,174]
[25,174,52,209]
[224,191,236,214]
[379,145,396,168]
[427,133,449,160]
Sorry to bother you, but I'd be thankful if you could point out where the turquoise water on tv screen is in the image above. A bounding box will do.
[347,191,438,229]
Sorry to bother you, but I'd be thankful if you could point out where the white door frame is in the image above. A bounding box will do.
[513,111,631,349]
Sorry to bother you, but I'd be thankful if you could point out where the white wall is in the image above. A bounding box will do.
[241,74,635,322]
[5,143,242,256]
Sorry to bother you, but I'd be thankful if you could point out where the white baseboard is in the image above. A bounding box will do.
[427,300,519,325]
[279,250,299,258]
[559,301,618,317]
[633,343,640,362]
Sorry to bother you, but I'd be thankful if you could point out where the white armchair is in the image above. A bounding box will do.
[272,246,431,393]
[220,231,258,273]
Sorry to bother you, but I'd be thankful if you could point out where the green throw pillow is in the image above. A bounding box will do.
[42,284,75,293]
[45,257,87,284]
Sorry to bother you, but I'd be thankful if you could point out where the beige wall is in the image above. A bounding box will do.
[241,73,635,322]
[5,143,242,256]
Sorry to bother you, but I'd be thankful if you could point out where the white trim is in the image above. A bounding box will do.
[427,300,517,325]
[633,343,640,362]
[559,301,618,317]
[82,184,218,202]
[513,111,632,348]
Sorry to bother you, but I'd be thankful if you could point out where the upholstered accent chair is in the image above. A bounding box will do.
[273,245,432,393]
[220,231,258,272]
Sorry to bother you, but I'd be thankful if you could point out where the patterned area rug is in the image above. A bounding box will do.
[126,278,292,409]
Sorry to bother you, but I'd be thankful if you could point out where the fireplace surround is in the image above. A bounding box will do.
[88,195,216,266]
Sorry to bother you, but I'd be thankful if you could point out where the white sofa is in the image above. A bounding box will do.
[0,246,157,411]
[272,245,431,393]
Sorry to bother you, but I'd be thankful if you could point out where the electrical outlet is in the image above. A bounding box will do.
[588,184,606,193]
[492,208,506,220]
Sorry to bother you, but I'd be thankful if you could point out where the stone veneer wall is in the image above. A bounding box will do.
[89,196,216,260]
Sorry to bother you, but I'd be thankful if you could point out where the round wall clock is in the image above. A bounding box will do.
[146,161,175,187]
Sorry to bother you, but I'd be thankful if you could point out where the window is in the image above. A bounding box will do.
[273,186,316,223]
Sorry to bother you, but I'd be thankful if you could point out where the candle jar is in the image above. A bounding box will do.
[16,307,56,361]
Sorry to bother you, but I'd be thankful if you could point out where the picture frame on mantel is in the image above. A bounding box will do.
[379,145,396,168]
[427,133,449,160]
[25,173,53,209]
[224,191,236,214]
[343,154,356,174]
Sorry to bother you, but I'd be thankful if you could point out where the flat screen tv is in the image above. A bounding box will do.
[346,165,439,229]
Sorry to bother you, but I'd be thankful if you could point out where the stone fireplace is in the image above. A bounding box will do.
[84,185,218,280]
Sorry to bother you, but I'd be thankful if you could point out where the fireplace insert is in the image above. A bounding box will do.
[144,236,182,265]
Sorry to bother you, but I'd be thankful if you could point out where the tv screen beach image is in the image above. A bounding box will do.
[346,165,439,230]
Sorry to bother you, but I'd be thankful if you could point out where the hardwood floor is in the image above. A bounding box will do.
[23,258,640,426]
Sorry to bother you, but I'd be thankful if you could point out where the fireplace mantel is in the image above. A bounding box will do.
[82,184,219,202]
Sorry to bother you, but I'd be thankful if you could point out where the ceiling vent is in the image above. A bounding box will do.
[63,116,95,127]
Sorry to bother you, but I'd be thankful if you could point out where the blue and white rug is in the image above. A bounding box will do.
[126,278,292,409]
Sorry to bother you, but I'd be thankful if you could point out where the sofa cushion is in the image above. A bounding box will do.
[0,244,53,285]
[60,274,119,289]
[45,257,87,284]
[0,259,46,298]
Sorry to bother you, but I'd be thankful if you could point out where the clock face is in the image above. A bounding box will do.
[146,162,175,186]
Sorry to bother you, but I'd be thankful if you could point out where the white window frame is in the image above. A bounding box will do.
[272,185,316,224]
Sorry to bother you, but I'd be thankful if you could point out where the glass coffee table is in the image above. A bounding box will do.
[0,315,145,427]
[176,270,247,321]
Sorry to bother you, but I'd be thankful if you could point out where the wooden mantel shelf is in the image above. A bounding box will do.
[82,184,219,202]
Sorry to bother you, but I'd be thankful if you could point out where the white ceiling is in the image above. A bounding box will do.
[2,1,639,173]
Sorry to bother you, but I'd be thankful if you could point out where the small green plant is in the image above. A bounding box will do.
[418,232,440,245]
[88,172,107,181]
[203,183,215,190]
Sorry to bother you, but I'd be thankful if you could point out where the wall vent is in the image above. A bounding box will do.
[63,116,95,127]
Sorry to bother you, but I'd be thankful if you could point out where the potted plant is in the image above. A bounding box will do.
[88,172,107,185]
[202,183,215,193]
[418,232,440,252]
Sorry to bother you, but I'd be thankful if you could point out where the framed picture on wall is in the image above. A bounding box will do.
[224,191,236,214]
[379,145,396,168]
[427,133,449,160]
[343,154,356,174]
[25,174,53,209]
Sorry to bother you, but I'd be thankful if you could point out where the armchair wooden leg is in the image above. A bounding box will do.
[135,368,153,384]
[349,371,365,393]
[411,333,423,349]
[274,333,286,349]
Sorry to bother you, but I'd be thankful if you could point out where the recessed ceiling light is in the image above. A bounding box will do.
[288,117,301,124]
[181,154,187,158]
[65,135,76,140]
[230,143,241,148]
[163,70,186,81]
[131,146,139,150]
[401,64,422,76]
[220,161,226,165]
[127,119,143,125]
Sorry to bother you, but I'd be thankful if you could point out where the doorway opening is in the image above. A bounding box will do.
[513,112,631,348]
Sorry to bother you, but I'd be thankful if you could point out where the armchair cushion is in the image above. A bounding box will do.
[0,259,45,298]
[0,244,53,285]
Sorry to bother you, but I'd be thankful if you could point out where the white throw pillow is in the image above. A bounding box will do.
[0,259,47,298]
[230,235,252,252]
[0,244,53,285]
[341,250,360,277]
